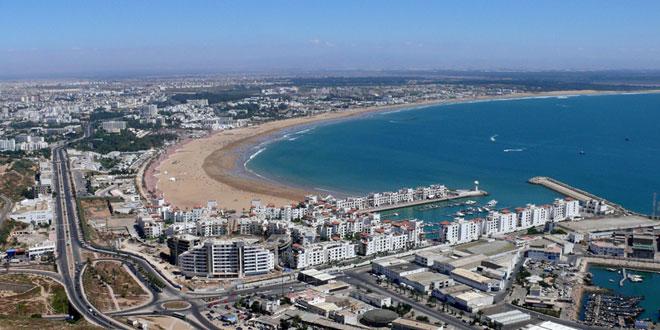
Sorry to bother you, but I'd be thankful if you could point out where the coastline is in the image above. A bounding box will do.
[148,89,660,210]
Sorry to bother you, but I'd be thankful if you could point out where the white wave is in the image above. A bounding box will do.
[296,128,313,135]
[244,148,266,168]
[503,148,525,152]
[288,137,298,141]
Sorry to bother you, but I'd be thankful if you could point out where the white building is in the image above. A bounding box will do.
[290,241,356,269]
[136,215,163,238]
[101,120,127,133]
[178,239,275,278]
[28,240,56,259]
[450,268,499,292]
[439,219,481,245]
[359,232,408,256]
[10,197,53,226]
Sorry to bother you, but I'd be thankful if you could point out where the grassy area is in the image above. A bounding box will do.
[50,286,69,315]
[0,220,29,248]
[73,130,176,154]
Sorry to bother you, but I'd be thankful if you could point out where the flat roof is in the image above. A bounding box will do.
[486,310,531,325]
[300,268,336,281]
[392,318,441,330]
[455,290,491,301]
[404,271,451,284]
[523,321,580,330]
[558,215,659,233]
[387,262,426,274]
[451,268,493,284]
[374,257,408,267]
[436,284,471,295]
[448,254,488,268]
[313,281,350,293]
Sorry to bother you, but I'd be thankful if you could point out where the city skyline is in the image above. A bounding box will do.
[2,1,660,78]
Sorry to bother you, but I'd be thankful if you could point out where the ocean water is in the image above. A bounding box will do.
[581,265,660,321]
[246,93,660,220]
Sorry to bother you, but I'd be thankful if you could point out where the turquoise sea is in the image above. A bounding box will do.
[581,265,660,321]
[247,93,660,221]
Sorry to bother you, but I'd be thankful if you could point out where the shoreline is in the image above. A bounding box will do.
[149,89,660,210]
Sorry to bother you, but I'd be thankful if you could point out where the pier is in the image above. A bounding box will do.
[528,176,631,215]
[619,268,627,287]
[356,189,487,214]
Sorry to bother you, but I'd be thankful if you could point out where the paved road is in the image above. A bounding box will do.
[1,267,64,282]
[341,270,475,330]
[0,193,13,225]
[53,146,225,329]
[53,147,125,328]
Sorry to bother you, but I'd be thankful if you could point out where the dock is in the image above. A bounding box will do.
[356,189,487,214]
[528,176,631,215]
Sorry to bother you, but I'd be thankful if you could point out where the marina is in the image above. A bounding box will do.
[352,187,488,214]
[581,265,660,323]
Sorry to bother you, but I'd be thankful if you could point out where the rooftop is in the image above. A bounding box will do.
[404,271,451,284]
[558,215,658,233]
[451,268,494,284]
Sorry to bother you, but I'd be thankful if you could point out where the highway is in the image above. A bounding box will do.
[52,147,126,328]
[51,145,232,329]
[45,134,312,329]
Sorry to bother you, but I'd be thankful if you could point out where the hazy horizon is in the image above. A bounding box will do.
[2,1,660,78]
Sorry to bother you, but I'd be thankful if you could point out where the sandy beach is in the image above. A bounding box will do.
[147,89,660,211]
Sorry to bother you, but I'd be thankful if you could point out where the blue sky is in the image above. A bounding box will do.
[1,1,660,77]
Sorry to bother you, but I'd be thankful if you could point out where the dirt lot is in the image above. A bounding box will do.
[79,199,112,220]
[0,273,68,317]
[82,260,150,312]
[79,198,134,248]
[123,316,194,330]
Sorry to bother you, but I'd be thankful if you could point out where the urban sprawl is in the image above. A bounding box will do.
[1,76,659,330]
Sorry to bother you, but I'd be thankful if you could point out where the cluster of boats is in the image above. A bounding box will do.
[583,293,645,327]
[417,199,498,217]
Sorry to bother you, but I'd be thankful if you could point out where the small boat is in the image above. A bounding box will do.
[486,200,498,207]
[609,279,615,282]
[465,200,476,205]
[606,268,617,272]
[391,212,399,216]
[454,212,465,217]
[579,150,585,155]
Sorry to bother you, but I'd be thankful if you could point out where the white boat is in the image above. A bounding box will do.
[486,200,498,207]
[465,200,477,205]
[454,211,465,217]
